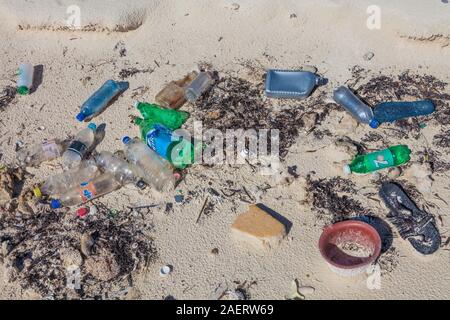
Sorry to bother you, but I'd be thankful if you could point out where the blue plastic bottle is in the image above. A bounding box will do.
[371,100,435,128]
[76,80,129,122]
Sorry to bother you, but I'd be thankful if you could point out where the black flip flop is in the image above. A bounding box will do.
[379,182,441,255]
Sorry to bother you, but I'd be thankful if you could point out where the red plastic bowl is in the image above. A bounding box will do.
[319,220,382,276]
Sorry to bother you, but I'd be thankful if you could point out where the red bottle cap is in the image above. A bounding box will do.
[76,207,89,218]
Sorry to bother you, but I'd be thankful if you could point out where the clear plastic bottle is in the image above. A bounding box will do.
[17,138,67,167]
[76,80,129,122]
[17,63,34,95]
[95,151,143,185]
[62,123,97,170]
[333,86,378,128]
[50,172,121,208]
[34,160,99,198]
[122,136,175,191]
[185,72,215,102]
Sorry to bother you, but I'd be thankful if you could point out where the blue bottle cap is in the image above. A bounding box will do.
[88,123,97,131]
[369,119,380,129]
[76,113,86,122]
[122,136,131,144]
[51,199,61,209]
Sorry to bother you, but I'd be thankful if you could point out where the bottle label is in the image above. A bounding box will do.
[366,149,394,170]
[42,140,61,159]
[79,181,97,202]
[145,125,180,159]
[68,141,88,157]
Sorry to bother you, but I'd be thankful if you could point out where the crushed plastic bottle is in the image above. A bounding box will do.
[34,160,99,198]
[333,86,377,127]
[265,69,327,99]
[371,100,435,128]
[50,172,121,208]
[143,124,200,169]
[122,136,175,191]
[156,71,198,109]
[62,123,97,169]
[344,145,411,175]
[17,138,67,167]
[134,102,190,130]
[17,63,34,95]
[185,71,215,102]
[76,80,129,122]
[95,151,143,185]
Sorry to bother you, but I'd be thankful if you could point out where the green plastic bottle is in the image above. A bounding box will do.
[134,102,190,130]
[343,145,411,175]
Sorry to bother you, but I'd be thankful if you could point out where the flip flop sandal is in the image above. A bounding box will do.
[379,182,441,255]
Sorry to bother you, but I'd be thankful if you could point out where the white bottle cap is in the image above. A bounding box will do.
[343,164,351,175]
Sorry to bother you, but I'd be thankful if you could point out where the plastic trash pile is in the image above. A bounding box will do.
[14,65,214,213]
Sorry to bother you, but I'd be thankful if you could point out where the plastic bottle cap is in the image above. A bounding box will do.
[76,207,89,218]
[369,119,380,129]
[33,187,42,198]
[343,164,352,175]
[17,86,29,95]
[159,265,172,277]
[51,199,62,209]
[122,136,131,144]
[88,123,97,130]
[76,113,86,122]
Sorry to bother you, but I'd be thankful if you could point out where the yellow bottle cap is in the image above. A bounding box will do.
[33,187,42,198]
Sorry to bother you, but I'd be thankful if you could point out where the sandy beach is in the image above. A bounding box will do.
[1,0,450,300]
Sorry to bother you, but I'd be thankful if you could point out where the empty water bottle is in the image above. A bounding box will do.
[62,123,97,169]
[371,100,435,128]
[17,63,34,95]
[17,138,68,167]
[50,172,121,208]
[156,71,198,109]
[185,71,215,102]
[76,80,129,122]
[344,145,411,175]
[95,151,143,185]
[34,160,99,198]
[333,86,378,127]
[122,136,175,191]
[134,102,190,130]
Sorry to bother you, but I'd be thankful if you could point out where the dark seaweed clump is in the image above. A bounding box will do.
[0,86,16,110]
[194,75,328,158]
[0,203,156,299]
[305,175,369,223]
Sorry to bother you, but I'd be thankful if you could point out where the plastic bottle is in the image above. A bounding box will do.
[50,172,121,208]
[134,102,190,130]
[333,86,378,128]
[143,124,200,169]
[17,63,34,95]
[76,80,129,122]
[34,160,99,198]
[265,70,327,99]
[95,151,143,185]
[122,136,174,191]
[156,71,198,109]
[344,145,411,175]
[371,100,435,128]
[62,123,97,169]
[17,139,67,167]
[185,71,215,102]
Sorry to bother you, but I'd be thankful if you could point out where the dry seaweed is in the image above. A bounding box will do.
[0,203,156,299]
[305,175,369,223]
[0,86,16,110]
[119,67,154,79]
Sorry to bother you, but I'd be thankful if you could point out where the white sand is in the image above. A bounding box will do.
[0,0,450,299]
